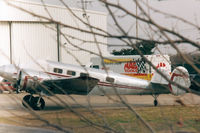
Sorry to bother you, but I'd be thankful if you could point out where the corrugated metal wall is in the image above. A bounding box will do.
[11,22,58,69]
[0,22,10,66]
[60,11,109,65]
[0,0,109,67]
[60,25,108,66]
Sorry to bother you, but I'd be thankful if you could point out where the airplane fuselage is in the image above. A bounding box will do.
[18,60,170,96]
[0,60,190,110]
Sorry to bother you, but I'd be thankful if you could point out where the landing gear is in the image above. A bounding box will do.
[22,95,45,110]
[154,99,158,106]
[152,94,159,107]
[22,95,34,108]
[33,96,45,110]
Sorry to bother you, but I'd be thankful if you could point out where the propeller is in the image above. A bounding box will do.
[15,70,22,94]
[13,61,22,93]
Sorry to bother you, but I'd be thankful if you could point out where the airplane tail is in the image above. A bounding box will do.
[169,66,191,95]
[151,66,191,95]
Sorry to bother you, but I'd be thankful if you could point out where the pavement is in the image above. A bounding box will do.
[0,92,199,132]
[0,124,58,133]
[0,92,200,117]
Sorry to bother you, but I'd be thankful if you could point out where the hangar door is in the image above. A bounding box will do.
[60,27,96,66]
[0,22,10,66]
[11,22,58,69]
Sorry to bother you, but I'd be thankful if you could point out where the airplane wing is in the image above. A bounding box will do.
[41,76,99,95]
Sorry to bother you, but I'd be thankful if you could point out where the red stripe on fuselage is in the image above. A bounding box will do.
[22,72,145,91]
[45,72,145,90]
[45,72,70,78]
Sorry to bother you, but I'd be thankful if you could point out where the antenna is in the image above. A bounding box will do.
[77,0,93,18]
[77,0,93,10]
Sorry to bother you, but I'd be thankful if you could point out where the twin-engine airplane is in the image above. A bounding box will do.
[0,60,191,110]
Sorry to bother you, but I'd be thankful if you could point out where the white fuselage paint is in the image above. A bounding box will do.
[0,60,170,95]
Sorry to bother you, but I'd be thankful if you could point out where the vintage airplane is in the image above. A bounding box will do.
[0,60,191,110]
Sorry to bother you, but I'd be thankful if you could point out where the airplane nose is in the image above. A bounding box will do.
[0,65,18,82]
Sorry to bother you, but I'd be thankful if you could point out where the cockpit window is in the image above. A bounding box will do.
[67,70,76,76]
[53,68,63,74]
[106,77,115,83]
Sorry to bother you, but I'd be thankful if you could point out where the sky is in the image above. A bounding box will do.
[25,0,200,55]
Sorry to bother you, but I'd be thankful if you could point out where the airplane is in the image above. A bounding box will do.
[0,60,191,110]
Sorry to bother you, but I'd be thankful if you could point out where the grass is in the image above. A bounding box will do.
[0,106,199,133]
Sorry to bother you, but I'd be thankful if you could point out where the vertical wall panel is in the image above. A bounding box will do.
[60,27,97,66]
[0,0,109,65]
[60,11,109,66]
[0,0,109,66]
[0,22,10,66]
[12,22,58,70]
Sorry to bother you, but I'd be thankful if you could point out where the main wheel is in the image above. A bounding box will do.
[32,97,45,110]
[154,99,158,106]
[22,95,34,108]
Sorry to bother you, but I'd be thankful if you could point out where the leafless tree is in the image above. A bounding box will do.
[0,0,200,133]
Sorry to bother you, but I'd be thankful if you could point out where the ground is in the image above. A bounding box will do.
[0,93,199,133]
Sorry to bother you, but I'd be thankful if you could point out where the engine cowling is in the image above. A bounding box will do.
[16,69,58,94]
[17,69,42,93]
[169,66,191,95]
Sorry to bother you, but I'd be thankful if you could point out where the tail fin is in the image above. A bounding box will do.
[169,66,191,95]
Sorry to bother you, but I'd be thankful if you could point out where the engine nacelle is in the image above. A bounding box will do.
[17,69,50,94]
[169,66,191,95]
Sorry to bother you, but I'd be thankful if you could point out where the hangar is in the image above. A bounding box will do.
[0,0,109,69]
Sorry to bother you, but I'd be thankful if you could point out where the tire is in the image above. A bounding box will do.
[22,95,34,108]
[154,100,158,106]
[32,97,45,110]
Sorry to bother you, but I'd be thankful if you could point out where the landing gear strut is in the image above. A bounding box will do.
[33,96,45,110]
[154,99,158,106]
[22,95,45,110]
[152,94,159,106]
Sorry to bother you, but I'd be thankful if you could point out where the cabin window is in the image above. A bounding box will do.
[53,68,63,74]
[106,77,115,83]
[67,70,76,76]
[92,65,99,69]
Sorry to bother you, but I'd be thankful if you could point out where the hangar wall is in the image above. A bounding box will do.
[11,22,58,65]
[0,22,10,66]
[0,0,109,69]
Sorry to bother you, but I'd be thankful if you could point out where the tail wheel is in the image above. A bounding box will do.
[154,99,158,106]
[22,95,34,108]
[33,97,45,110]
[152,94,159,107]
